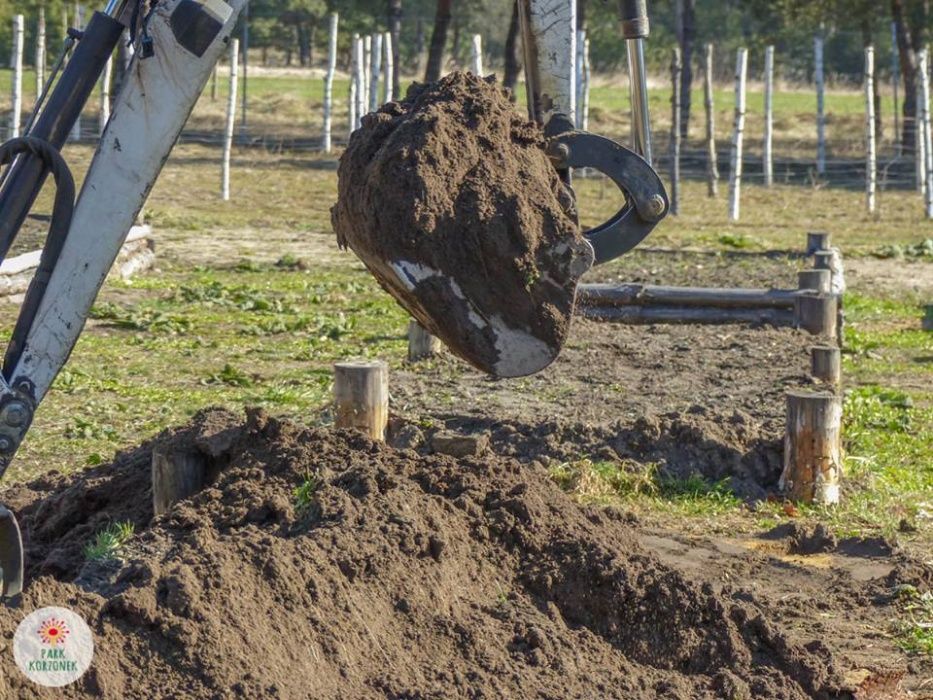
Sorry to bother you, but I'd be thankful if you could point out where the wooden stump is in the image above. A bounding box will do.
[794,293,837,338]
[810,346,841,386]
[334,360,388,441]
[797,269,831,295]
[779,390,842,505]
[806,232,831,255]
[152,447,207,516]
[407,321,442,361]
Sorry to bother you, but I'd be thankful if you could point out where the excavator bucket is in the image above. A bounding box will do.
[0,506,24,598]
[334,1,666,378]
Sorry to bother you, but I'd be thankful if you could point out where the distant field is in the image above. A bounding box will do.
[0,64,905,157]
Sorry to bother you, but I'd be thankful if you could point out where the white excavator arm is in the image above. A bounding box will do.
[0,0,246,598]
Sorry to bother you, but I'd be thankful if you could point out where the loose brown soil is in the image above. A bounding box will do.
[0,408,925,699]
[332,72,592,377]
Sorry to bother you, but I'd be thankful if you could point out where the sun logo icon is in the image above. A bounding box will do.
[37,617,70,647]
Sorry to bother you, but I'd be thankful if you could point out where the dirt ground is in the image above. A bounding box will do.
[0,408,928,699]
[0,225,930,696]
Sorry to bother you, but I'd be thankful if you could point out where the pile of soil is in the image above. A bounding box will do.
[331,72,593,378]
[0,409,884,699]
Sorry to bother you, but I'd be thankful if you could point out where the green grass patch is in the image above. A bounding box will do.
[84,521,135,562]
[548,458,741,517]
[894,585,933,656]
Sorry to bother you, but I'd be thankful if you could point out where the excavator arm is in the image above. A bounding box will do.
[0,0,246,598]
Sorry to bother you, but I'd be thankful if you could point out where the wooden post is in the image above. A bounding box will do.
[670,47,682,216]
[727,47,748,221]
[471,34,483,75]
[408,320,442,361]
[780,390,842,505]
[334,360,388,441]
[382,30,394,103]
[891,22,901,157]
[353,35,366,130]
[919,49,933,219]
[703,43,718,198]
[814,35,826,178]
[797,269,831,294]
[210,64,218,100]
[763,45,775,187]
[918,74,927,194]
[369,33,383,113]
[575,29,585,129]
[240,6,249,130]
[349,34,360,135]
[806,231,831,255]
[811,346,841,386]
[152,447,206,516]
[794,293,838,338]
[221,38,239,202]
[10,15,23,140]
[581,34,591,132]
[323,12,338,153]
[363,34,372,112]
[99,53,112,135]
[70,4,84,142]
[35,7,46,97]
[865,46,877,214]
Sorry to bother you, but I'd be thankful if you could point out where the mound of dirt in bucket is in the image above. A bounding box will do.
[1,409,864,699]
[331,72,593,378]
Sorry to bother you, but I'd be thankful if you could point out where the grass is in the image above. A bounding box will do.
[548,458,741,517]
[84,521,135,562]
[894,585,933,656]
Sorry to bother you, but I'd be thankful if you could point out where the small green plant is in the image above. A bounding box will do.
[717,233,754,249]
[90,302,191,334]
[293,474,322,514]
[275,254,306,270]
[204,363,254,387]
[65,417,118,441]
[872,238,933,260]
[84,521,135,562]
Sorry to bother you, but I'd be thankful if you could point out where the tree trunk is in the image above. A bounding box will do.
[450,15,461,69]
[387,0,403,98]
[892,0,917,150]
[425,0,452,82]
[415,18,425,72]
[675,0,696,139]
[503,1,522,97]
[298,23,311,67]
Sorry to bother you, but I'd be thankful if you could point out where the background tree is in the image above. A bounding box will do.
[424,0,452,81]
[387,0,403,95]
[503,1,521,96]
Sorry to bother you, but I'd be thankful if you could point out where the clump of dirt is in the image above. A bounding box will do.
[331,72,592,378]
[0,409,869,699]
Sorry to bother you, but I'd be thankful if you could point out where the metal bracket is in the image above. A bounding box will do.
[545,116,668,264]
